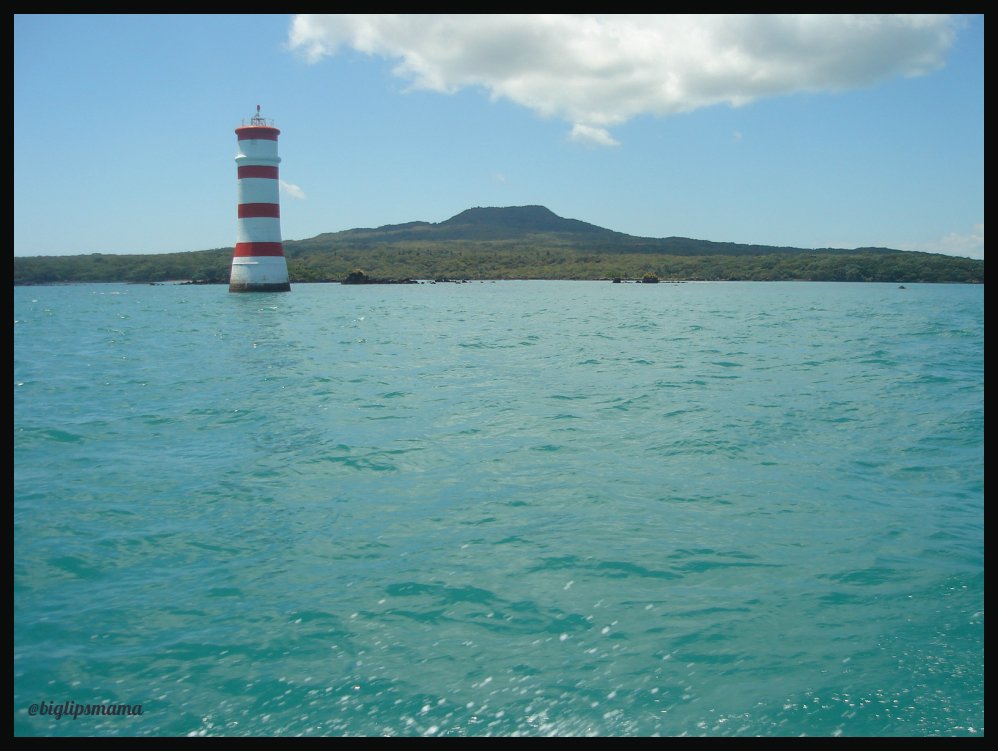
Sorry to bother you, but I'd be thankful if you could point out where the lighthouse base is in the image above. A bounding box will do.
[229,281,292,293]
[229,256,291,293]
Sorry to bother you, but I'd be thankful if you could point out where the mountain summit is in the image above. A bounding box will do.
[437,205,623,238]
[317,205,631,245]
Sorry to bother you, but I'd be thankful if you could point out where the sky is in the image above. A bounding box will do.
[14,14,984,259]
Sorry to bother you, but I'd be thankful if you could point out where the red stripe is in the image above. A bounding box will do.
[236,126,279,141]
[234,242,285,257]
[238,165,279,179]
[238,203,280,219]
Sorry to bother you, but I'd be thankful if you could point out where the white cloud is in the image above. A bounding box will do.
[901,223,984,260]
[569,124,620,147]
[280,180,306,200]
[288,14,958,145]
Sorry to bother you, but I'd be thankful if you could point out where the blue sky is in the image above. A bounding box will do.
[14,14,983,259]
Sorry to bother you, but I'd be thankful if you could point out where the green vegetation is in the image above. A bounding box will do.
[14,249,232,285]
[14,206,984,285]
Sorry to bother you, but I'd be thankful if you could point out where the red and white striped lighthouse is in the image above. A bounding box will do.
[229,106,291,292]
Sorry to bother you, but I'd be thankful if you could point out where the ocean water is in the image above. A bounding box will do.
[13,280,983,737]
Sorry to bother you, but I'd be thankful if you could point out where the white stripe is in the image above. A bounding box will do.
[237,217,282,244]
[238,178,281,205]
[235,140,281,165]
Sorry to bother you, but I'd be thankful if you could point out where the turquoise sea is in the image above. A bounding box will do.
[13,280,984,737]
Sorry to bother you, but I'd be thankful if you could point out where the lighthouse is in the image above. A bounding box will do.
[229,106,291,292]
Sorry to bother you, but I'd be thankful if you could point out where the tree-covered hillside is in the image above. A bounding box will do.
[14,206,984,285]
